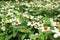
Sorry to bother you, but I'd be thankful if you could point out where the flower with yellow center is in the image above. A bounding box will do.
[1,26,6,31]
[57,15,60,18]
[27,22,35,27]
[50,18,54,23]
[37,21,44,27]
[26,15,34,19]
[13,18,21,25]
[41,26,50,32]
[56,22,60,26]
[34,25,40,29]
[23,28,28,30]
[34,18,39,21]
[52,27,60,38]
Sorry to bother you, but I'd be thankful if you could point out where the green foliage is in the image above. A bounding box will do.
[0,0,60,40]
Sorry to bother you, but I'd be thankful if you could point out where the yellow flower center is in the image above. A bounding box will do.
[39,21,42,24]
[36,26,39,29]
[28,16,31,18]
[59,29,60,32]
[15,19,19,24]
[56,22,60,26]
[24,28,28,30]
[16,21,19,24]
[44,26,48,30]
[31,22,34,24]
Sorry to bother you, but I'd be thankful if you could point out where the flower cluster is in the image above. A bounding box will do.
[0,0,60,40]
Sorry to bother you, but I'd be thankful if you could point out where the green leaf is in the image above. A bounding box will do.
[21,34,27,40]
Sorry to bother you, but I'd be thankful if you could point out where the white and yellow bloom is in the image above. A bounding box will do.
[57,14,60,17]
[13,18,21,25]
[1,26,6,31]
[26,15,34,19]
[34,25,40,29]
[34,18,39,21]
[7,19,13,23]
[35,33,39,35]
[51,22,60,27]
[27,22,35,27]
[37,15,43,19]
[52,27,60,38]
[41,26,50,32]
[50,18,54,23]
[36,21,44,27]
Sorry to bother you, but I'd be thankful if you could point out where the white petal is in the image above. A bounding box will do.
[54,34,58,38]
[1,26,5,31]
[54,27,58,31]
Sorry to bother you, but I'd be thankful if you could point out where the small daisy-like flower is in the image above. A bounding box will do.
[25,3,31,7]
[12,17,16,21]
[23,13,28,17]
[41,26,50,32]
[37,21,44,27]
[35,33,39,35]
[34,18,39,21]
[0,14,2,16]
[37,15,43,19]
[1,26,6,31]
[23,28,28,30]
[7,19,13,23]
[52,27,60,34]
[27,22,35,27]
[24,39,31,40]
[50,18,54,23]
[57,14,60,17]
[51,22,60,27]
[53,33,58,38]
[13,18,21,25]
[34,25,40,29]
[7,12,14,17]
[52,27,60,38]
[56,22,60,26]
[26,15,34,19]
[51,22,56,26]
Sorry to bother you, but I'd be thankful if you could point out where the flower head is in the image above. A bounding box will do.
[1,26,6,31]
[27,21,35,27]
[41,26,50,32]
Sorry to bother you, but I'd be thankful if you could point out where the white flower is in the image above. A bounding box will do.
[44,0,50,2]
[50,18,54,23]
[7,12,15,17]
[52,27,60,38]
[12,17,16,21]
[51,22,60,26]
[36,21,44,27]
[51,22,56,26]
[35,33,39,35]
[1,26,6,31]
[54,33,58,38]
[52,27,60,34]
[34,25,40,29]
[37,15,43,19]
[26,15,34,19]
[57,14,60,17]
[23,13,28,17]
[34,18,39,21]
[7,19,13,23]
[27,22,35,27]
[25,3,31,7]
[24,39,31,40]
[10,5,15,8]
[0,14,2,16]
[44,4,53,10]
[41,26,50,32]
[12,18,21,25]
